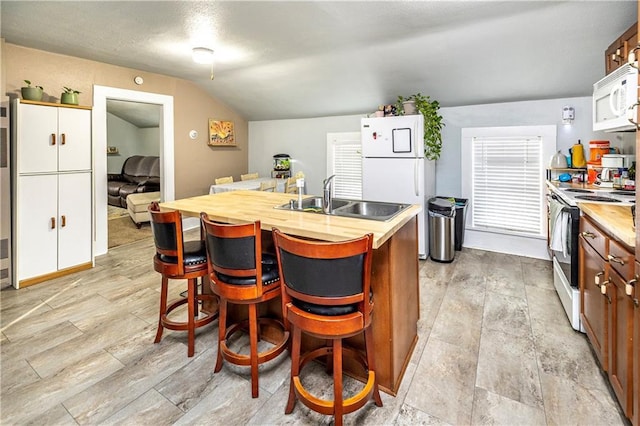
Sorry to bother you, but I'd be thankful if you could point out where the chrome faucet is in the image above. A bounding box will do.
[322,175,336,214]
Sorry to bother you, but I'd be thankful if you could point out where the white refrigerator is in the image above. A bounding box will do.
[361,115,435,259]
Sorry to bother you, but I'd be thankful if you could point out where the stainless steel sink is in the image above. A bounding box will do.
[333,201,407,220]
[275,197,410,221]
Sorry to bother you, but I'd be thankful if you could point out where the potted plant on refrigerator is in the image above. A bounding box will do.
[61,87,81,105]
[396,93,444,161]
[21,80,44,101]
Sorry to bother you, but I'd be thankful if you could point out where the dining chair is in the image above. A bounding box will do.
[241,172,259,181]
[259,179,277,192]
[285,177,298,194]
[200,214,289,398]
[215,176,233,185]
[272,228,382,426]
[148,202,218,357]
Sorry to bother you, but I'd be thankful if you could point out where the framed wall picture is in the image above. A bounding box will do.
[208,119,236,146]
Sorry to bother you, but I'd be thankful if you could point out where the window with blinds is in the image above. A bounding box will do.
[327,133,362,200]
[471,136,543,236]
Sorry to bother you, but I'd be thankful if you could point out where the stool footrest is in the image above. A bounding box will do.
[220,318,289,366]
[161,294,218,332]
[293,346,377,416]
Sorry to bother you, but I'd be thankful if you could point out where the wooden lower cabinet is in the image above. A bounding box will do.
[579,233,608,368]
[580,214,635,420]
[607,268,634,418]
[633,262,640,426]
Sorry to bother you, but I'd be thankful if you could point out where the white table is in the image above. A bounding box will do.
[209,177,286,194]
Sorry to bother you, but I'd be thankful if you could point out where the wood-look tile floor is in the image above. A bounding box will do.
[1,231,627,425]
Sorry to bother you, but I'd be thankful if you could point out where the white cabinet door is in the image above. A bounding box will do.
[58,108,91,172]
[18,103,58,174]
[58,173,92,269]
[17,175,58,280]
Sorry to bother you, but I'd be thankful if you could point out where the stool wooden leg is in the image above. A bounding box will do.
[187,278,196,357]
[154,276,169,344]
[249,303,259,398]
[286,326,301,414]
[333,338,344,426]
[365,326,383,407]
[214,299,227,373]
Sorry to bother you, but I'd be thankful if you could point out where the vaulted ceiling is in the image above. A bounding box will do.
[2,1,637,121]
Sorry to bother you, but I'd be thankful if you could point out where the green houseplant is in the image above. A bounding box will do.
[396,93,444,161]
[61,87,81,105]
[21,80,44,101]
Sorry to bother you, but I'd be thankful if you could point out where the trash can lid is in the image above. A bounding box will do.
[428,197,455,214]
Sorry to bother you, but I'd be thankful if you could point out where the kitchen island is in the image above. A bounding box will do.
[160,190,422,395]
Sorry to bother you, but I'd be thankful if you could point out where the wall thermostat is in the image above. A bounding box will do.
[134,76,144,85]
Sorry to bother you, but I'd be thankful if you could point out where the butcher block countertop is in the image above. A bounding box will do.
[160,190,421,249]
[577,203,635,249]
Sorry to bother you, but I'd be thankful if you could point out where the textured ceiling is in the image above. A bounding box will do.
[2,1,637,121]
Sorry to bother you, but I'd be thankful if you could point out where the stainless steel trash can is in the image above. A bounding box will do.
[428,198,455,263]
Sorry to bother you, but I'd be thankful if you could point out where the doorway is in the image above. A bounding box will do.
[93,86,175,256]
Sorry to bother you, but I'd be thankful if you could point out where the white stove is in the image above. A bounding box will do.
[552,185,635,207]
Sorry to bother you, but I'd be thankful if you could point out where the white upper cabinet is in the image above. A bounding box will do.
[17,103,91,174]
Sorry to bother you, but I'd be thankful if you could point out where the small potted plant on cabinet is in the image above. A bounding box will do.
[21,80,44,101]
[395,93,444,161]
[61,87,81,105]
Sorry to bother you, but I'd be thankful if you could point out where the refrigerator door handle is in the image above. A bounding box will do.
[414,159,419,196]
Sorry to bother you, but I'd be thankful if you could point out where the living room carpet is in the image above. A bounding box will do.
[108,216,152,248]
[108,205,129,220]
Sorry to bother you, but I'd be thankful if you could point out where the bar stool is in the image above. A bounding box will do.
[200,213,289,398]
[149,202,217,357]
[272,228,383,426]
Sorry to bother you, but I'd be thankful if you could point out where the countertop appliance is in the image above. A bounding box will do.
[593,63,638,132]
[361,115,435,259]
[601,153,635,168]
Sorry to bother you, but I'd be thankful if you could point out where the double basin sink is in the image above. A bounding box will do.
[275,196,410,221]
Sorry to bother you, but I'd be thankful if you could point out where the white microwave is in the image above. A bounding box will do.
[593,63,638,132]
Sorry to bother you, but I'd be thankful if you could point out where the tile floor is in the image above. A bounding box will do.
[0,232,627,425]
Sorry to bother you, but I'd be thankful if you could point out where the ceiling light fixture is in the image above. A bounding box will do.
[192,47,214,64]
[192,47,215,80]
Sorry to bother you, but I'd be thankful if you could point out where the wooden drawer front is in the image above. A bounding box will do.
[580,216,607,259]
[608,239,634,280]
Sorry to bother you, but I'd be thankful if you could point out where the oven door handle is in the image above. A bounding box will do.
[547,193,574,213]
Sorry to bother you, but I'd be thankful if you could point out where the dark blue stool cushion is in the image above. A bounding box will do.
[215,253,280,286]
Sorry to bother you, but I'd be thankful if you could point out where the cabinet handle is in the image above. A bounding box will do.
[51,134,56,145]
[607,254,625,265]
[581,231,596,239]
[626,277,636,297]
[595,271,604,285]
[629,44,639,69]
[61,134,66,145]
[600,280,609,295]
[61,215,66,227]
[50,217,55,229]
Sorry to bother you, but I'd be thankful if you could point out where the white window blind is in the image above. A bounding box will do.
[327,133,362,200]
[471,136,543,235]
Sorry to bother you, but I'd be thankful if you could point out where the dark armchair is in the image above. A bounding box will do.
[108,155,160,208]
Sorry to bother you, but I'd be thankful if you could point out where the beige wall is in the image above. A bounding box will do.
[4,43,248,198]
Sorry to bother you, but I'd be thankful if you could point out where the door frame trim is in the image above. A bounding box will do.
[93,85,174,256]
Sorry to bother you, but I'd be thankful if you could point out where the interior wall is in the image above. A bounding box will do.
[249,96,635,200]
[438,96,636,197]
[4,43,249,199]
[249,114,364,195]
[106,113,160,174]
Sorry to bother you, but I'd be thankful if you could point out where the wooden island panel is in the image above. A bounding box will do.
[160,191,421,395]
